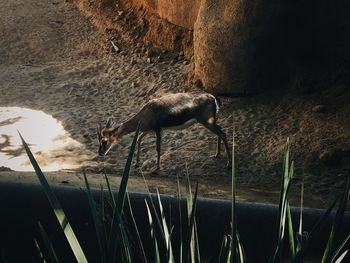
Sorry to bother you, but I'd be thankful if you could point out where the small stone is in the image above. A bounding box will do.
[146,49,158,58]
[182,60,189,65]
[319,149,343,166]
[105,28,113,34]
[147,57,152,63]
[312,105,326,113]
[177,56,183,61]
[179,51,184,56]
[110,41,119,53]
[118,11,124,16]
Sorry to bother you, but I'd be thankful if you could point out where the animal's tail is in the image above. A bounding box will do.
[213,95,222,107]
[212,94,222,114]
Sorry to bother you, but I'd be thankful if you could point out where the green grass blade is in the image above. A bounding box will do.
[231,131,245,263]
[231,131,236,263]
[334,249,349,263]
[194,220,201,263]
[105,174,116,207]
[156,189,175,263]
[186,183,198,263]
[83,171,107,262]
[184,162,198,262]
[309,197,338,239]
[177,176,183,263]
[140,172,167,247]
[126,192,148,263]
[34,239,45,263]
[236,232,246,263]
[19,132,88,263]
[108,125,140,261]
[292,181,305,263]
[218,234,230,263]
[100,185,108,252]
[120,218,133,263]
[145,200,161,263]
[332,234,350,263]
[38,222,59,263]
[322,175,350,263]
[270,139,293,263]
[287,202,295,259]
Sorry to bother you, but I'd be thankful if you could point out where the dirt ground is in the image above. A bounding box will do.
[0,0,349,208]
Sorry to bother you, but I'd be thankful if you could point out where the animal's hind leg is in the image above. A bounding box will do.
[201,122,232,168]
[215,136,221,157]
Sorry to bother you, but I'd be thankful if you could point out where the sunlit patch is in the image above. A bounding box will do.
[0,107,90,171]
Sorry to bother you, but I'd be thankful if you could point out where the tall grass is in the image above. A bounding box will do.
[20,131,350,262]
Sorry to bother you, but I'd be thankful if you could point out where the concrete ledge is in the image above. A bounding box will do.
[0,182,349,262]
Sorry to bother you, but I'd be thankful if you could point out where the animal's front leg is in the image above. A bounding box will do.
[155,130,161,171]
[136,132,147,168]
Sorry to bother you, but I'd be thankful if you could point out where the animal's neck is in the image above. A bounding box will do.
[118,114,141,136]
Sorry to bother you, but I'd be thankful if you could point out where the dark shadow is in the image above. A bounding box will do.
[0,117,23,127]
[0,134,32,158]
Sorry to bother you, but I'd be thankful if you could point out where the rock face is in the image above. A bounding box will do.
[125,0,201,29]
[193,0,287,94]
[193,0,350,94]
[84,0,350,95]
[120,0,201,57]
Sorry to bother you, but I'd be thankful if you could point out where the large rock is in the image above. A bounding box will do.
[194,0,291,95]
[193,0,350,95]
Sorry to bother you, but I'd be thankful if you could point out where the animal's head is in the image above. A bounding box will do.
[97,118,120,156]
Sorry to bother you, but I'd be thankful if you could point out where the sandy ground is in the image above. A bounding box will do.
[0,0,349,208]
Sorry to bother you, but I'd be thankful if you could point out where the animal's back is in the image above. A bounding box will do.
[146,92,217,128]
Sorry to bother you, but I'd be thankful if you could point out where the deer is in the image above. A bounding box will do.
[97,92,232,172]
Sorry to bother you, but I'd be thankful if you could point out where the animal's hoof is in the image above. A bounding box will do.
[212,153,220,158]
[149,167,160,175]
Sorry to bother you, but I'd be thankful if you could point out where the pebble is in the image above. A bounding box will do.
[312,105,326,113]
[146,49,158,58]
[318,148,343,166]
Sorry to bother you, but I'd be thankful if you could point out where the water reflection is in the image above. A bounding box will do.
[0,107,90,171]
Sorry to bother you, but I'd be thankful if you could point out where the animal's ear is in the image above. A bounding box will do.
[106,118,114,128]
